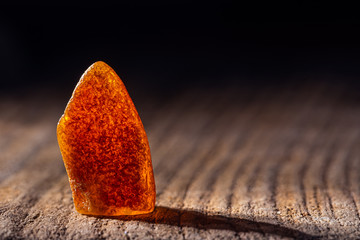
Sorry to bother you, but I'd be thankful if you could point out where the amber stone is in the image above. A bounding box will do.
[57,61,155,216]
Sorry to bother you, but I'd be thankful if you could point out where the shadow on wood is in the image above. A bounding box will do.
[98,206,319,239]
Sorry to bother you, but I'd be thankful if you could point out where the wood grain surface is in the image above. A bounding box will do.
[1,82,360,239]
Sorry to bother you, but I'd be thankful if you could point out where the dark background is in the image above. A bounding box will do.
[1,2,360,98]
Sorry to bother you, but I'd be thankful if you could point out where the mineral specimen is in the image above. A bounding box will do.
[57,61,155,216]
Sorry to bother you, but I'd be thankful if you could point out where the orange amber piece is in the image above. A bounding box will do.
[57,61,155,216]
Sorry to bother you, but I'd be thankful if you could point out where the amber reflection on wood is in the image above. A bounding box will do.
[57,61,155,216]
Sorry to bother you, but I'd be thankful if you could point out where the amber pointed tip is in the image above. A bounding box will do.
[91,61,110,68]
[80,61,118,82]
[87,61,114,72]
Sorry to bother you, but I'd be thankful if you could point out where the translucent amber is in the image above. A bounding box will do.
[57,61,155,216]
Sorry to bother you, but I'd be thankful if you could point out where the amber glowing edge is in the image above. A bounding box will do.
[57,61,156,216]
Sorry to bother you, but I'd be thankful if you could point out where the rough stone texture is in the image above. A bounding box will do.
[0,82,359,239]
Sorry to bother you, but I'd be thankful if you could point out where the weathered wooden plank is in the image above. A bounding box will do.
[1,83,360,239]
